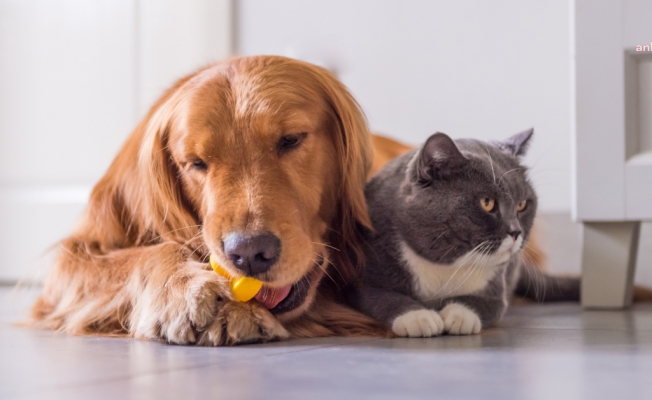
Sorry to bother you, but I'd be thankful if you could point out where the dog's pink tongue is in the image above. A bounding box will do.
[255,284,292,309]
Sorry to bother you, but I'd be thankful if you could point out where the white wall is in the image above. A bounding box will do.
[237,0,573,213]
[2,0,649,285]
[0,0,232,282]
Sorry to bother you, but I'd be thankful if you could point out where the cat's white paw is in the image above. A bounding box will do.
[392,309,444,337]
[440,303,482,335]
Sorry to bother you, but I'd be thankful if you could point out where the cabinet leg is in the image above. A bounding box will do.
[581,221,641,309]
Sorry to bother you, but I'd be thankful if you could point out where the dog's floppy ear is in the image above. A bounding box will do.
[135,90,199,243]
[309,66,373,283]
[79,74,200,250]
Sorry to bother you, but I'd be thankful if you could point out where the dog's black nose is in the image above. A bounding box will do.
[223,232,281,275]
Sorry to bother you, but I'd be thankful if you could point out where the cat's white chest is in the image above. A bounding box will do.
[399,239,515,300]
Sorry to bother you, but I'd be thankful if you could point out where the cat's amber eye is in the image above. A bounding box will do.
[480,198,496,212]
[516,200,528,212]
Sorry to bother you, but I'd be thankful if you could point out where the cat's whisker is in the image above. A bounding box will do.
[499,167,526,182]
[469,242,495,282]
[462,246,492,294]
[438,245,455,261]
[432,241,489,298]
[479,243,495,276]
[447,257,480,295]
[431,259,464,298]
[428,231,449,250]
[447,241,492,295]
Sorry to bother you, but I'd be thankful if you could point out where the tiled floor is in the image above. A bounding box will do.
[1,287,651,400]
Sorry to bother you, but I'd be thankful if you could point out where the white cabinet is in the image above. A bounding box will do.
[573,0,652,308]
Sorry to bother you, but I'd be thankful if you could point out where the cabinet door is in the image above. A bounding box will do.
[623,32,652,218]
[573,0,652,222]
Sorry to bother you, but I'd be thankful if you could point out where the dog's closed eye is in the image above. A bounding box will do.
[278,133,307,155]
[191,159,208,171]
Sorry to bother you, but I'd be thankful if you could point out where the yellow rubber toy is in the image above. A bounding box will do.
[209,254,263,302]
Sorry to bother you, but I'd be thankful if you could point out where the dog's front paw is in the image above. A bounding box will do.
[198,301,289,346]
[130,257,288,346]
[391,309,444,337]
[440,303,481,335]
[131,264,229,345]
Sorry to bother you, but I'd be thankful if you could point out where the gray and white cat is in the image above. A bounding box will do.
[347,129,579,337]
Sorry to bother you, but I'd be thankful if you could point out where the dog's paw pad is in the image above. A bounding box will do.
[392,309,444,337]
[440,303,482,335]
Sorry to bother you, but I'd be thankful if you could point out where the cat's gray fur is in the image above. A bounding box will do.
[347,129,580,336]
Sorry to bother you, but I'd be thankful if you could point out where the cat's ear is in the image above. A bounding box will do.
[497,128,534,157]
[417,132,468,183]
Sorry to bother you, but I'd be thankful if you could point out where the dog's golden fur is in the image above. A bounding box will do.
[28,56,388,345]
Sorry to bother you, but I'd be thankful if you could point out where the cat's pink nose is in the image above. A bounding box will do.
[508,230,521,240]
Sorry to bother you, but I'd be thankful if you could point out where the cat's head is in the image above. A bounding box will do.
[397,129,537,267]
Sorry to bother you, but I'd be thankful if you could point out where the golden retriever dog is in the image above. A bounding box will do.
[27,55,387,345]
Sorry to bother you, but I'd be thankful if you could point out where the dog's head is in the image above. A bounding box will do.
[130,56,371,320]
